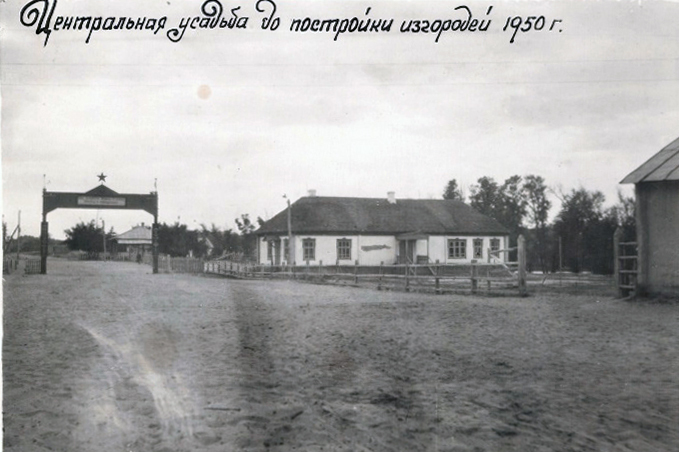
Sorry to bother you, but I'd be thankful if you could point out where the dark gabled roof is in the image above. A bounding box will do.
[257,196,509,236]
[84,184,121,196]
[621,136,679,184]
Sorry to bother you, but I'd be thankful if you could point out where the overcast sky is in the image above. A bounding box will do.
[2,0,678,239]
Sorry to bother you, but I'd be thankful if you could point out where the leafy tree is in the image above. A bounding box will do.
[235,214,256,235]
[523,175,551,230]
[235,214,263,261]
[64,221,114,256]
[553,188,607,273]
[2,221,8,253]
[200,223,240,258]
[492,176,527,262]
[157,222,207,257]
[606,191,636,241]
[498,175,527,235]
[442,179,464,201]
[523,175,552,272]
[469,176,501,219]
[469,175,528,261]
[5,235,43,253]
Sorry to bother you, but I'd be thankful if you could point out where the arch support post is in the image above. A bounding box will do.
[40,215,48,274]
[152,218,159,274]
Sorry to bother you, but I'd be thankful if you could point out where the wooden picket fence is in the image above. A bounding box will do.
[24,260,41,274]
[3,257,18,274]
[140,254,205,274]
[204,260,259,278]
[204,258,526,296]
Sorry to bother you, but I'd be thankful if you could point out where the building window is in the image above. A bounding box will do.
[302,238,315,261]
[490,238,501,255]
[283,239,289,262]
[337,238,351,261]
[448,239,466,259]
[473,239,483,259]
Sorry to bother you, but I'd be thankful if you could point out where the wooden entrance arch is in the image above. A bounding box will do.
[41,184,159,274]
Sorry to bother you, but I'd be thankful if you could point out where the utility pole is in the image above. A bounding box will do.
[102,219,107,260]
[16,210,21,262]
[285,195,293,264]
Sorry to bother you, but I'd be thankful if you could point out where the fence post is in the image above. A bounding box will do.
[614,227,622,297]
[319,260,323,278]
[306,260,310,280]
[435,260,440,294]
[378,261,384,290]
[518,234,527,296]
[293,261,297,279]
[354,260,359,284]
[486,265,491,294]
[470,262,477,294]
[336,259,339,275]
[405,261,410,292]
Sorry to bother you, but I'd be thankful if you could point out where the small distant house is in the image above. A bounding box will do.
[621,136,679,296]
[256,192,509,266]
[114,224,152,260]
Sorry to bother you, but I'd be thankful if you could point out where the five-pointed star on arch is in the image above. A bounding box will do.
[97,173,107,183]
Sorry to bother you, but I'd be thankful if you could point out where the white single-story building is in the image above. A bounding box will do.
[256,192,509,266]
[114,224,152,260]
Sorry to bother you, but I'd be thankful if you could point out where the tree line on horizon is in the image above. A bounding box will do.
[5,176,635,274]
[443,176,635,274]
[3,214,265,262]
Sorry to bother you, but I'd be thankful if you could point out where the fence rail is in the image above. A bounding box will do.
[201,234,528,296]
[204,259,524,295]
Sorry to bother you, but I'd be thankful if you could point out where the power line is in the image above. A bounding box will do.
[1,78,677,88]
[2,57,677,67]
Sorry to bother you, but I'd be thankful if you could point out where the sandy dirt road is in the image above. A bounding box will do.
[3,259,679,451]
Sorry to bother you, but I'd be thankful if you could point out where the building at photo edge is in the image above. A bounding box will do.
[621,135,679,296]
[256,191,510,267]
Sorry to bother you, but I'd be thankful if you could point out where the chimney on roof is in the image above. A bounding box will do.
[387,191,396,204]
[308,189,317,197]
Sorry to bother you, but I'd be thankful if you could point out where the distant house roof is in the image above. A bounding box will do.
[257,196,509,236]
[621,136,679,184]
[115,225,152,245]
